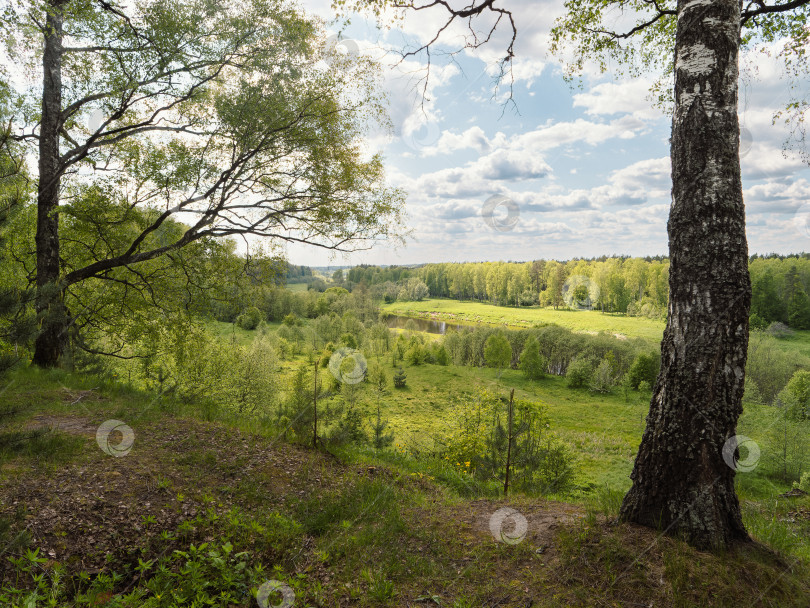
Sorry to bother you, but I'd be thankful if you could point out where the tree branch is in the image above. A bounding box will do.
[741,0,810,23]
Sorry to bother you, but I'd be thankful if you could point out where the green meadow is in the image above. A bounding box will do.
[381,298,667,342]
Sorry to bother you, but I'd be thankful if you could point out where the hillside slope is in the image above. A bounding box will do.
[1,369,808,608]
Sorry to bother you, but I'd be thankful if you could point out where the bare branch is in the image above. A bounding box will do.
[742,0,810,23]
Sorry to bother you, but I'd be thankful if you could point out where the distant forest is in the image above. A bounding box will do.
[315,254,810,329]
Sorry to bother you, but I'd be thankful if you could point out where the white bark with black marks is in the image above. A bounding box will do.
[619,0,751,549]
[33,0,69,367]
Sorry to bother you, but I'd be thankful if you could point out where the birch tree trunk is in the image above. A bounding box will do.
[619,0,752,549]
[32,1,68,368]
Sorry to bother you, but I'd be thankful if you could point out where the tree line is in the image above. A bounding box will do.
[342,256,810,329]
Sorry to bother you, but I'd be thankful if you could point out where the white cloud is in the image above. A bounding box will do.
[573,78,664,121]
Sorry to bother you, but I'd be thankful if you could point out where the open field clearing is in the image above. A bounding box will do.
[381,299,666,342]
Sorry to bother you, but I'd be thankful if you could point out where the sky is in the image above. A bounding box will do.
[283,0,810,268]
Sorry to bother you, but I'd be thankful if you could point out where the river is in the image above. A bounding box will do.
[383,314,477,335]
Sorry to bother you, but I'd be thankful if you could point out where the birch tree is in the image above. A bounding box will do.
[2,0,404,367]
[343,0,810,548]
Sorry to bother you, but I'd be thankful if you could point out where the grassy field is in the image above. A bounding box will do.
[766,328,810,359]
[1,367,809,607]
[286,281,309,292]
[207,319,281,346]
[381,298,666,342]
[362,361,647,493]
[212,311,808,502]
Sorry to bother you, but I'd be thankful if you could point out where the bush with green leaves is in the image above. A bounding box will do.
[236,306,263,330]
[441,387,574,495]
[744,332,801,403]
[405,343,424,365]
[767,322,795,339]
[327,404,368,445]
[799,471,810,493]
[340,332,358,349]
[0,541,274,608]
[777,370,810,420]
[278,363,316,442]
[566,358,593,389]
[749,313,769,331]
[367,362,388,394]
[282,312,300,327]
[589,358,616,394]
[519,336,546,380]
[434,344,450,366]
[484,332,512,371]
[626,352,659,390]
[743,377,764,404]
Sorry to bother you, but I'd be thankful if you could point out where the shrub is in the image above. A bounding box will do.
[405,343,424,365]
[367,362,388,394]
[328,406,367,445]
[799,471,810,493]
[589,358,615,393]
[520,336,546,380]
[393,367,407,388]
[626,352,658,390]
[777,370,810,420]
[566,358,593,389]
[484,333,512,370]
[319,342,335,368]
[749,313,768,331]
[767,322,795,339]
[282,313,300,326]
[743,377,764,405]
[236,306,263,330]
[340,333,358,349]
[746,332,800,403]
[441,388,575,495]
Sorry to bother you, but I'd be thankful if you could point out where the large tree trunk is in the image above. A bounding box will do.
[619,0,752,549]
[32,1,68,368]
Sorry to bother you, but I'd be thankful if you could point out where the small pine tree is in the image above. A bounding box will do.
[281,364,314,441]
[371,406,395,448]
[368,362,388,394]
[393,367,407,388]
